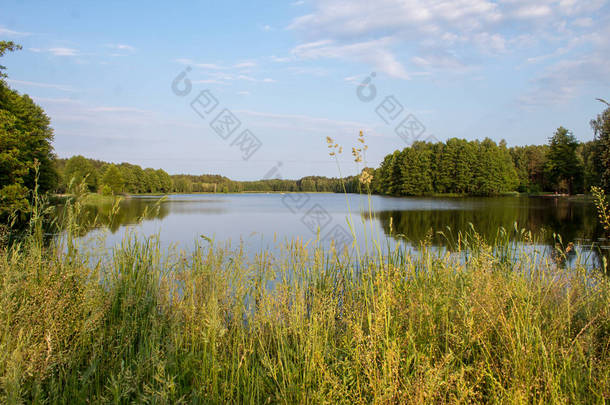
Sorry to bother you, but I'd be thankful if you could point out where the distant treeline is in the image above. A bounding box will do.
[56,122,609,198]
[55,156,361,195]
[370,123,610,196]
[56,103,610,198]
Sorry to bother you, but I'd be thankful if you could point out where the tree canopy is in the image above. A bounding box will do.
[0,42,57,220]
[590,99,610,192]
[371,138,519,196]
[545,127,582,194]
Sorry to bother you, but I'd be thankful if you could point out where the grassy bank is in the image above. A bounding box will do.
[1,203,609,403]
[51,193,123,206]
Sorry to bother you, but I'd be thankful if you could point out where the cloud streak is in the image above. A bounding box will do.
[0,26,31,37]
[291,38,410,79]
[6,79,76,92]
[176,58,276,84]
[106,43,136,52]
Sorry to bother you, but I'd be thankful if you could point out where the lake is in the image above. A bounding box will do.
[58,193,609,268]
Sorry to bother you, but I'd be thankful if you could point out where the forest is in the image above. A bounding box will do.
[54,155,361,195]
[371,123,609,196]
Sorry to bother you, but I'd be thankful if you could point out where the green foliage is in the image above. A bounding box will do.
[371,153,395,194]
[510,144,548,192]
[580,140,602,191]
[56,156,358,195]
[156,169,172,193]
[0,43,57,221]
[0,183,29,220]
[118,163,143,193]
[591,186,610,237]
[374,138,519,196]
[397,142,432,195]
[590,100,610,192]
[101,164,124,194]
[0,41,22,78]
[545,127,583,194]
[299,178,316,192]
[99,184,113,196]
[63,155,98,192]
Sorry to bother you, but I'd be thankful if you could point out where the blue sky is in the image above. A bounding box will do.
[1,0,609,180]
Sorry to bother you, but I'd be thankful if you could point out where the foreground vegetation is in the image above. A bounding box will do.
[0,196,609,404]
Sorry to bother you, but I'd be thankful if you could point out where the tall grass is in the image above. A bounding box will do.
[0,194,609,404]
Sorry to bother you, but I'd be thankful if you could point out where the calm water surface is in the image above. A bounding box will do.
[61,193,609,267]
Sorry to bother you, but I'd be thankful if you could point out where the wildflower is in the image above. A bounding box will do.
[327,137,342,157]
[352,147,363,163]
[359,170,372,185]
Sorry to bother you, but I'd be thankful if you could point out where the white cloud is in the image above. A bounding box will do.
[233,61,257,69]
[33,97,81,104]
[32,97,191,138]
[288,66,329,76]
[48,47,79,56]
[106,43,136,52]
[572,17,594,27]
[237,74,256,81]
[271,55,293,63]
[235,109,375,136]
[292,37,410,79]
[6,79,76,92]
[511,4,553,19]
[176,58,223,69]
[472,32,506,54]
[520,53,610,106]
[288,0,502,39]
[194,62,223,70]
[192,79,229,85]
[177,58,276,84]
[287,0,608,76]
[286,0,609,105]
[89,106,151,113]
[0,26,31,37]
[177,58,259,71]
[519,19,610,105]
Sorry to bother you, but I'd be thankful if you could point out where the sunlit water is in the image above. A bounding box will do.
[57,193,609,270]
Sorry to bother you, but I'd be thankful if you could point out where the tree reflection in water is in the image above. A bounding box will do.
[371,197,609,271]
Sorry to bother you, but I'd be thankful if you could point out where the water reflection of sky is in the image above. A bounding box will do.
[61,193,609,271]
